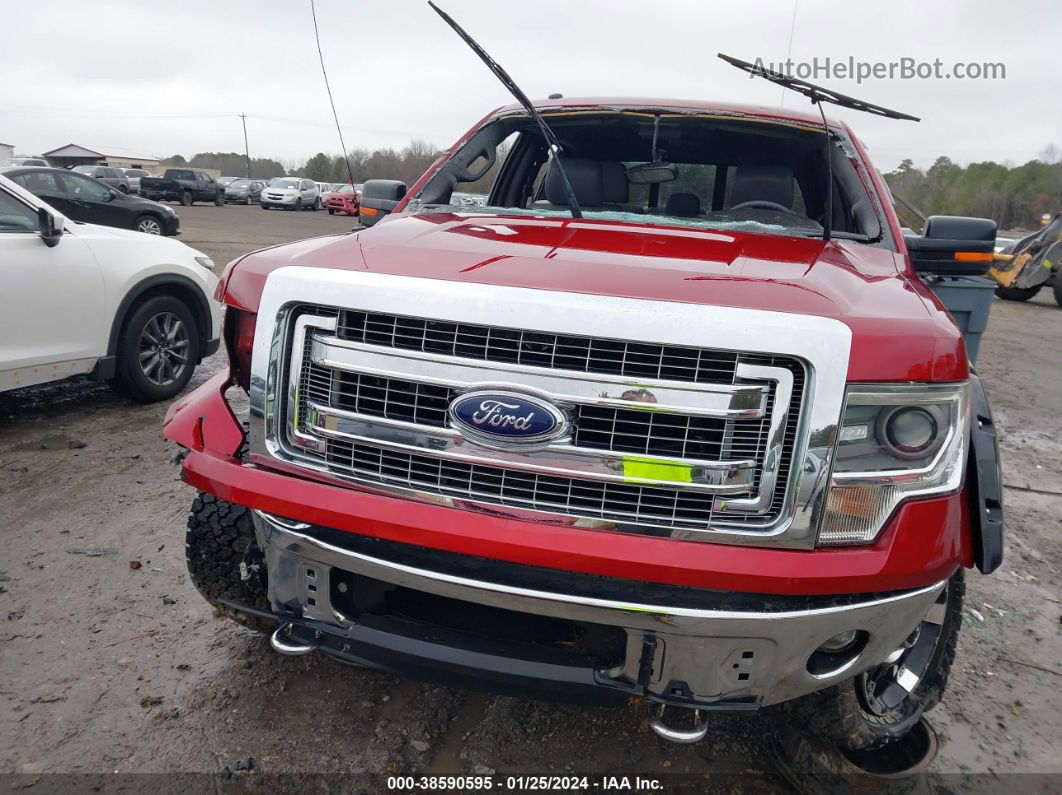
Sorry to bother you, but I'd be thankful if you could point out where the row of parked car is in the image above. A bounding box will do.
[214,176,362,216]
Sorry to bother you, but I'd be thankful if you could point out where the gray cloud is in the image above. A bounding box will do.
[3,0,1058,169]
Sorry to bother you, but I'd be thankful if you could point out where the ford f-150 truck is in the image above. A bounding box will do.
[140,168,224,207]
[164,96,1004,750]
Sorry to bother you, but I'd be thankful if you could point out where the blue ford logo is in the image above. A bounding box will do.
[449,390,567,447]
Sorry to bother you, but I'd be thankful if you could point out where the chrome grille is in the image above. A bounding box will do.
[278,304,808,534]
[322,438,722,528]
[337,310,739,384]
[302,360,762,467]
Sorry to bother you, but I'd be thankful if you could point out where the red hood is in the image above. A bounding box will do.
[222,212,966,381]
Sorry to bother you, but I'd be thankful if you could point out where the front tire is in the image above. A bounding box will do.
[311,197,321,211]
[1053,275,1062,308]
[327,208,335,215]
[118,184,129,194]
[782,569,963,751]
[995,284,1041,301]
[133,214,163,235]
[109,295,199,402]
[214,192,224,206]
[185,492,273,634]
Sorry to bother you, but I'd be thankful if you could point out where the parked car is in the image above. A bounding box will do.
[324,183,359,216]
[123,168,151,194]
[165,96,1002,751]
[72,165,131,194]
[3,166,180,236]
[218,177,239,188]
[140,169,224,206]
[260,177,320,210]
[224,178,265,204]
[0,174,220,401]
[1,157,48,167]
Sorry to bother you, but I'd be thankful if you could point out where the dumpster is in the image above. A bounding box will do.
[923,275,996,364]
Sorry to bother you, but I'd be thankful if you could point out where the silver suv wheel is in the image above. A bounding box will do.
[138,312,189,386]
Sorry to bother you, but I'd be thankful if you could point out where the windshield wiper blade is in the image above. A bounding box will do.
[428,1,582,219]
[717,53,921,121]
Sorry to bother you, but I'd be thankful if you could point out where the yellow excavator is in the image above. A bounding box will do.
[989,213,1062,306]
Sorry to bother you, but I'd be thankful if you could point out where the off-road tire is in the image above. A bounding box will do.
[180,190,193,207]
[109,295,199,402]
[185,492,273,634]
[780,569,964,752]
[994,284,1041,302]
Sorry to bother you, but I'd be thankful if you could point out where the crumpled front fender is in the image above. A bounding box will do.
[163,372,244,459]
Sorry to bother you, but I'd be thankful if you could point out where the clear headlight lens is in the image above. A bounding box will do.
[818,382,969,545]
[194,256,215,272]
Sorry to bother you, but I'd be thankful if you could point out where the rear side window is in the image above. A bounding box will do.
[13,172,63,193]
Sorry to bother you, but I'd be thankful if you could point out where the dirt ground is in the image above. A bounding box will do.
[2,204,1060,789]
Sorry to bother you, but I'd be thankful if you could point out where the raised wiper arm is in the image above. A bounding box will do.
[428,1,582,219]
[717,54,920,121]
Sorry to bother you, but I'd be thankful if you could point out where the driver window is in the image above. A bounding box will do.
[60,172,111,199]
[0,189,38,232]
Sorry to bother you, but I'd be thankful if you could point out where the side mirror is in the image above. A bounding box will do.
[38,207,63,248]
[359,179,406,226]
[904,215,997,276]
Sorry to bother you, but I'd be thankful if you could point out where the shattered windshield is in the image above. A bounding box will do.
[405,111,881,242]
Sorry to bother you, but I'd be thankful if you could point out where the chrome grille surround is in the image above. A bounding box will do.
[249,268,853,549]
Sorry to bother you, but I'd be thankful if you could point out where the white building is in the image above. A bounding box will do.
[41,144,161,172]
[0,143,14,161]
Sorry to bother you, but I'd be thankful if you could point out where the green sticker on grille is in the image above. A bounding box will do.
[622,456,693,484]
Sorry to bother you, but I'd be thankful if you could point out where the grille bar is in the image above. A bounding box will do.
[338,310,740,385]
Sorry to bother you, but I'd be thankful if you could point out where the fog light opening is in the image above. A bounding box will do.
[807,631,868,678]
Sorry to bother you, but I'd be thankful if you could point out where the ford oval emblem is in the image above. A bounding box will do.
[449,390,567,448]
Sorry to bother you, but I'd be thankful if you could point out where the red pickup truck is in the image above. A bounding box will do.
[164,97,1003,750]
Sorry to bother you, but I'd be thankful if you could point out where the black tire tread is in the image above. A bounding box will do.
[184,492,273,633]
[780,569,964,752]
[994,284,1041,302]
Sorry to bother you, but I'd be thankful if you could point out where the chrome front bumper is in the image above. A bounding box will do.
[252,510,944,708]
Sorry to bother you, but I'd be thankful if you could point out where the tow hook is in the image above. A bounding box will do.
[649,705,708,744]
[269,622,320,656]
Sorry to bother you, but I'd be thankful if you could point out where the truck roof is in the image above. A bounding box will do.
[496,97,844,130]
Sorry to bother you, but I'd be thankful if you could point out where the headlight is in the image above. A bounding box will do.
[818,382,969,546]
[194,256,215,272]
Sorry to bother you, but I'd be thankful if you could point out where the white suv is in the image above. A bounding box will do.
[0,174,222,402]
[260,177,321,211]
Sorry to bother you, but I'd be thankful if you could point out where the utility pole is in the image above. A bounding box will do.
[239,113,250,178]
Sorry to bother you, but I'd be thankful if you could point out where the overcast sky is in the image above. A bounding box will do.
[3,0,1058,170]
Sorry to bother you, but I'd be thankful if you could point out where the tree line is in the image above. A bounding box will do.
[884,151,1062,230]
[162,141,445,187]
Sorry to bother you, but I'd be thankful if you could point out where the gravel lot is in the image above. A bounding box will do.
[1,204,1060,787]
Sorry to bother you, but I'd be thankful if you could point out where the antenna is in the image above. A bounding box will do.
[309,0,356,187]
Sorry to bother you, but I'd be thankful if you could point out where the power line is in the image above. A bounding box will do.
[309,0,355,186]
